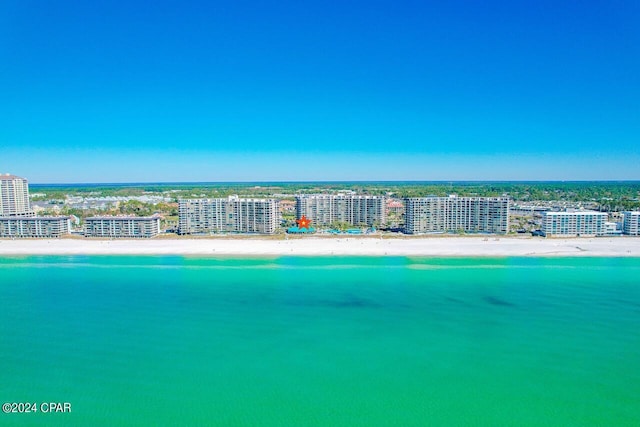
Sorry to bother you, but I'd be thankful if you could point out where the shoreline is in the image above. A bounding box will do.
[1,237,640,257]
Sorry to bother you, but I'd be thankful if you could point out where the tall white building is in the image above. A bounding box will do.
[541,211,607,237]
[295,194,385,227]
[178,196,279,234]
[0,174,34,217]
[404,196,510,234]
[622,211,640,236]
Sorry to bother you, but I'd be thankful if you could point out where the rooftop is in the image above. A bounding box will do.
[0,216,70,220]
[544,211,607,215]
[0,173,27,181]
[86,216,160,221]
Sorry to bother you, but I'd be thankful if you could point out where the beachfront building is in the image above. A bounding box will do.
[403,196,510,234]
[541,211,607,237]
[178,196,279,234]
[85,216,161,238]
[295,194,386,227]
[0,174,34,217]
[622,211,640,236]
[0,216,71,238]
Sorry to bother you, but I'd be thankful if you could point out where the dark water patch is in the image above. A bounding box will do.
[483,296,516,307]
[284,295,381,310]
[611,299,640,313]
[443,296,472,306]
[333,295,381,309]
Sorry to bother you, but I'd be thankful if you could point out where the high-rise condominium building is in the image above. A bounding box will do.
[403,196,510,234]
[84,216,161,238]
[0,216,71,238]
[295,194,386,227]
[541,211,607,237]
[622,211,640,236]
[0,174,34,217]
[178,196,279,234]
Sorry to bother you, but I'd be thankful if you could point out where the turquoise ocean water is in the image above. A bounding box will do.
[1,256,639,426]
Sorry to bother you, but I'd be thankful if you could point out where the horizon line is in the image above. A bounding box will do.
[29,179,640,187]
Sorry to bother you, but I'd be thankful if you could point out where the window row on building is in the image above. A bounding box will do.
[295,194,386,227]
[84,216,161,238]
[541,211,608,237]
[0,217,71,238]
[622,211,640,236]
[403,196,510,234]
[0,216,162,238]
[178,196,279,234]
[0,174,34,217]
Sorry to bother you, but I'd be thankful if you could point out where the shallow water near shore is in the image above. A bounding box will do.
[1,256,639,426]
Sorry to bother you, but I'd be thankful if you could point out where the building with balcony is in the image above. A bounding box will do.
[295,194,385,227]
[541,211,607,237]
[0,173,34,217]
[622,211,640,236]
[85,216,161,238]
[0,216,71,238]
[404,196,510,234]
[178,196,279,234]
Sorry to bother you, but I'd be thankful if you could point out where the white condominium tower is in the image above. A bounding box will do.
[404,195,510,234]
[295,194,386,227]
[541,211,607,237]
[0,174,34,217]
[178,196,279,234]
[622,211,640,236]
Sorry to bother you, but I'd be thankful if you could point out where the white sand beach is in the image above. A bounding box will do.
[1,236,640,257]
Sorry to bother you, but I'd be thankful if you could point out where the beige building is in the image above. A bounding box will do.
[404,196,510,234]
[0,174,34,217]
[541,211,607,237]
[85,216,161,238]
[178,196,279,234]
[295,194,385,227]
[0,216,71,238]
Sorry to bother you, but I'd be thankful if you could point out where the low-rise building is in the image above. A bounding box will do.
[0,216,71,238]
[279,200,296,214]
[541,211,607,237]
[604,221,622,236]
[85,216,161,238]
[386,199,404,216]
[622,211,640,236]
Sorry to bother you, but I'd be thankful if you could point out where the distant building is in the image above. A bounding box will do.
[279,200,296,214]
[541,211,607,237]
[622,211,640,236]
[178,196,279,234]
[404,196,509,234]
[0,174,34,217]
[0,216,71,238]
[85,216,161,238]
[386,199,404,216]
[295,194,385,227]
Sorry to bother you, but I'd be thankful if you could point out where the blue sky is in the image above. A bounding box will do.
[1,1,638,183]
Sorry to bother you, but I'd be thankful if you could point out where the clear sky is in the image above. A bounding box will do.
[1,1,638,183]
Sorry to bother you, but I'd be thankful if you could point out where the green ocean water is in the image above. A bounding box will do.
[1,256,639,426]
